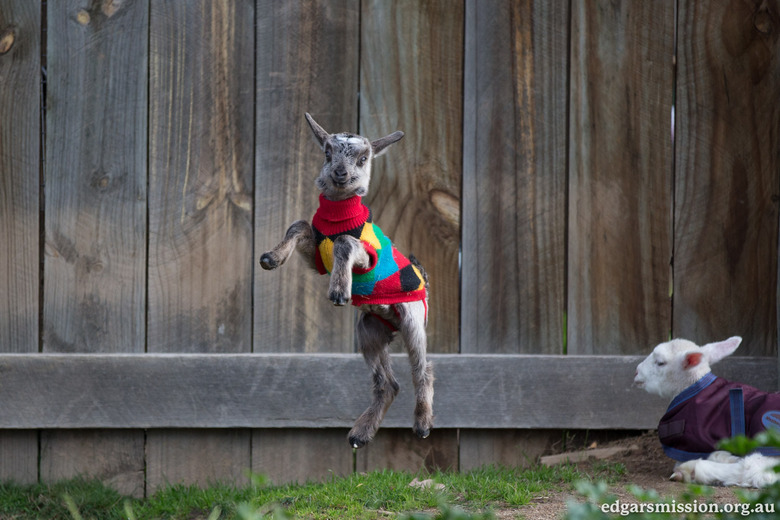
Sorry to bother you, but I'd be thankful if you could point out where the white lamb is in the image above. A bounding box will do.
[634,337,780,487]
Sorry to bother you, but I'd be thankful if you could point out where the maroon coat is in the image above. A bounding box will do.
[658,372,780,461]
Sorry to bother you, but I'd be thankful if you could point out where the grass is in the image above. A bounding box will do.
[0,463,625,519]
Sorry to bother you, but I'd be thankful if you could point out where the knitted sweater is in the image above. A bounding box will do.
[311,194,426,306]
[658,373,780,461]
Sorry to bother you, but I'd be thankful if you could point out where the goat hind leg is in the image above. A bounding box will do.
[348,313,398,448]
[260,220,316,270]
[398,300,434,439]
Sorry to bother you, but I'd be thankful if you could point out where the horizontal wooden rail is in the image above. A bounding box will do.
[0,354,775,430]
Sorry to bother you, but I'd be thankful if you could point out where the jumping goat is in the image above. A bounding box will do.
[260,113,433,448]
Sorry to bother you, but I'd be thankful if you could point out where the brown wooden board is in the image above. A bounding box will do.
[40,429,145,497]
[458,429,557,472]
[673,0,780,356]
[146,429,251,494]
[41,0,148,495]
[0,0,39,355]
[355,428,459,474]
[359,0,463,354]
[43,0,147,354]
[147,0,254,354]
[252,429,353,485]
[1,353,775,430]
[567,0,675,355]
[461,0,569,354]
[0,431,37,485]
[254,0,360,353]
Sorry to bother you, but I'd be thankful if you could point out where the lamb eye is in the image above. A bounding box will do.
[656,360,666,367]
[358,156,367,166]
[325,150,332,162]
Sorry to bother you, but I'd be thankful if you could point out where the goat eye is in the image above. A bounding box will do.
[358,156,367,166]
[656,360,666,367]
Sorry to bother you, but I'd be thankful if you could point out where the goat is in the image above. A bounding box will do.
[634,337,780,487]
[260,113,433,449]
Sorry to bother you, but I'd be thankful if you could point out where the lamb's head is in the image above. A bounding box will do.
[633,336,742,400]
[305,113,404,201]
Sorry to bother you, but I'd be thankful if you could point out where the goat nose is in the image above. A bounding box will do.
[333,167,347,178]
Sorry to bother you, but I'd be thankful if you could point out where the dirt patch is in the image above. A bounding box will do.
[512,431,742,520]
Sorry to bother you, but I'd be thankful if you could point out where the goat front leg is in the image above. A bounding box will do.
[328,235,370,306]
[348,312,398,448]
[260,220,316,271]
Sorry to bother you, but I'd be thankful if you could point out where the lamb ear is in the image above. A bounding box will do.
[305,113,330,150]
[683,352,703,370]
[371,131,404,157]
[702,336,742,365]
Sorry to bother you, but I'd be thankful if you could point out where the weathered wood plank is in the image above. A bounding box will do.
[148,0,254,353]
[356,429,459,474]
[252,429,353,485]
[1,354,774,430]
[673,0,780,355]
[0,0,39,355]
[43,0,147,354]
[458,430,556,472]
[40,430,145,497]
[42,0,148,497]
[146,429,250,494]
[254,0,360,353]
[461,0,569,354]
[567,0,675,354]
[0,431,37,485]
[359,0,462,353]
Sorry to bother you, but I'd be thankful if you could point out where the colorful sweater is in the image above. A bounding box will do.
[658,373,780,461]
[311,194,427,306]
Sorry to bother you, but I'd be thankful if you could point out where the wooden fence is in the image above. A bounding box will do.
[1,0,778,498]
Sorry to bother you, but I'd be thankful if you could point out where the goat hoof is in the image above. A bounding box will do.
[259,253,278,270]
[348,435,368,449]
[413,426,431,439]
[329,292,349,306]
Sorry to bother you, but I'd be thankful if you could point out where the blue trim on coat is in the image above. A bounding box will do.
[667,372,718,412]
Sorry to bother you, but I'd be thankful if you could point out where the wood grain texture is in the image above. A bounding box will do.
[0,0,39,354]
[1,353,774,430]
[252,429,353,484]
[0,431,37,485]
[148,0,254,353]
[43,0,147,354]
[40,430,145,497]
[356,429,459,474]
[41,0,148,498]
[359,0,463,353]
[254,0,360,353]
[146,429,250,494]
[458,430,555,472]
[567,0,675,354]
[461,0,569,354]
[673,0,780,355]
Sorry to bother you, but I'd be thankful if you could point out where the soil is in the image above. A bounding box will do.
[507,431,742,520]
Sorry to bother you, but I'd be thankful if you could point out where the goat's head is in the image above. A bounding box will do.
[633,336,742,400]
[305,113,404,201]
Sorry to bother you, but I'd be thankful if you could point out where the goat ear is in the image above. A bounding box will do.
[371,131,404,157]
[305,113,330,149]
[702,336,742,365]
[683,352,703,370]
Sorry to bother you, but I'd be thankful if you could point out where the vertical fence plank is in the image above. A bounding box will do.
[359,0,463,354]
[148,0,254,354]
[0,0,40,486]
[355,429,458,474]
[461,0,569,354]
[567,0,674,354]
[254,0,360,353]
[673,0,780,355]
[41,0,147,494]
[147,0,255,492]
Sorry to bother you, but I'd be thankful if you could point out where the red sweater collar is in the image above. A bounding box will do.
[316,194,366,222]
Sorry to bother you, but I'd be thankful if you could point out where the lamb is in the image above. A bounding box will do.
[259,113,433,449]
[634,337,780,487]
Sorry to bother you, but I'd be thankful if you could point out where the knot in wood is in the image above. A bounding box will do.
[0,28,15,55]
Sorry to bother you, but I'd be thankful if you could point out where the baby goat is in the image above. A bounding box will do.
[634,337,780,487]
[260,113,433,449]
